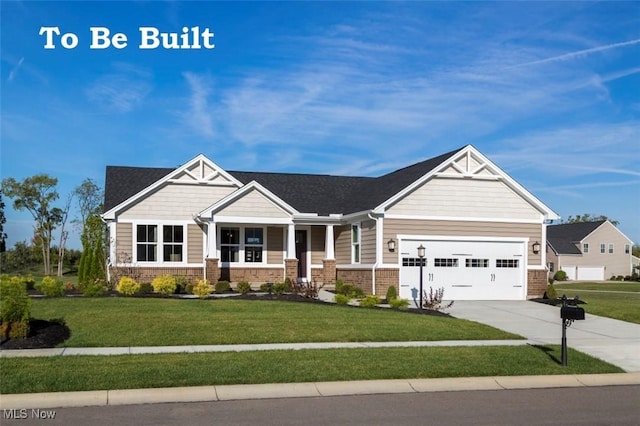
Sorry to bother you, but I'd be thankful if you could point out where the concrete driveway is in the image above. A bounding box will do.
[447,300,640,372]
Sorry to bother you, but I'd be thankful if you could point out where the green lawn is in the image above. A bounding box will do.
[29,297,520,347]
[553,282,640,324]
[0,345,622,394]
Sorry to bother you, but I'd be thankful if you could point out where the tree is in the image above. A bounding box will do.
[74,179,102,228]
[0,194,7,253]
[55,193,74,277]
[1,175,61,275]
[633,245,640,258]
[562,214,619,226]
[74,179,105,285]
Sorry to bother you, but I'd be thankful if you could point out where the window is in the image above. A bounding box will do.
[465,258,489,268]
[434,258,458,267]
[352,223,361,263]
[221,227,240,263]
[583,243,589,254]
[163,225,183,262]
[548,262,555,273]
[402,257,426,267]
[496,259,519,268]
[608,243,614,254]
[137,225,157,262]
[625,244,630,255]
[600,243,606,254]
[244,227,263,263]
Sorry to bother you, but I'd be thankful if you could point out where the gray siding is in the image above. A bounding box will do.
[267,226,284,264]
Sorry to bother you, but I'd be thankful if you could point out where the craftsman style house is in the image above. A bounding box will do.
[547,220,635,280]
[102,145,559,300]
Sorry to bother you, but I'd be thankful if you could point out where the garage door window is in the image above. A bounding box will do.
[466,258,489,268]
[402,257,426,267]
[496,259,519,268]
[434,258,458,267]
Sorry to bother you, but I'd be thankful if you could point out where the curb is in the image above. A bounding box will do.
[1,373,639,409]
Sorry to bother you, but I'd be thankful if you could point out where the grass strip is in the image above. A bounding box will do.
[30,298,520,347]
[0,345,622,394]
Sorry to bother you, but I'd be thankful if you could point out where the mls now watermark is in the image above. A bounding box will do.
[3,409,57,420]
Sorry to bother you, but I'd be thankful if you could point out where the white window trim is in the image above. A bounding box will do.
[625,244,630,255]
[600,243,606,254]
[351,222,361,264]
[608,243,614,254]
[583,243,589,254]
[132,221,189,265]
[218,225,268,266]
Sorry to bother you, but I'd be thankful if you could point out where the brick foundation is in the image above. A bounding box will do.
[336,268,373,294]
[219,267,284,283]
[285,259,298,284]
[322,259,337,285]
[205,258,220,282]
[110,266,204,284]
[527,269,548,298]
[374,268,400,297]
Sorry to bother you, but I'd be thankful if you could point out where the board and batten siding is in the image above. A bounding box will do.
[387,177,542,220]
[267,226,284,264]
[383,219,543,266]
[115,222,133,260]
[119,184,236,220]
[187,224,204,264]
[216,189,290,218]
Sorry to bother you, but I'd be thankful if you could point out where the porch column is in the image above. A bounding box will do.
[286,223,296,259]
[325,224,335,260]
[207,220,217,258]
[205,220,219,282]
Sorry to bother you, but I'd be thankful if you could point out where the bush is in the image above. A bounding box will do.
[389,297,410,310]
[193,279,212,299]
[385,285,397,302]
[335,279,344,294]
[423,287,454,311]
[0,276,31,339]
[336,283,365,299]
[283,277,292,291]
[273,282,287,295]
[174,276,189,294]
[334,293,350,305]
[259,283,272,292]
[544,284,557,299]
[184,282,195,295]
[35,276,65,297]
[138,282,154,294]
[214,280,231,294]
[359,295,381,308]
[554,270,567,281]
[237,281,251,294]
[117,277,140,296]
[82,279,107,297]
[152,275,177,295]
[548,277,555,285]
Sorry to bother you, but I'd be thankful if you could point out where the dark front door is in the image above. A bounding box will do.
[295,230,307,279]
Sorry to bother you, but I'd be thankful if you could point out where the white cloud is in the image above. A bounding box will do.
[85,64,153,113]
[181,72,215,138]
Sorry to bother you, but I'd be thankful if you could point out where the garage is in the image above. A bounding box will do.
[561,266,604,281]
[399,237,527,301]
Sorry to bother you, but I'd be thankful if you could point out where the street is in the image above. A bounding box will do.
[3,385,639,425]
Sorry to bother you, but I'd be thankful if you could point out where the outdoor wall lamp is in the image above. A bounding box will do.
[417,244,426,309]
[387,238,396,252]
[532,241,541,254]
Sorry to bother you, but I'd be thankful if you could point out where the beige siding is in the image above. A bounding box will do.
[361,219,376,264]
[115,223,133,261]
[267,226,284,264]
[559,222,633,277]
[383,219,543,265]
[217,189,290,218]
[334,225,351,264]
[120,184,235,220]
[310,226,326,264]
[388,177,541,220]
[187,224,204,264]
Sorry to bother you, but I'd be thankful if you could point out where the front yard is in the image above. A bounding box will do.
[553,281,640,324]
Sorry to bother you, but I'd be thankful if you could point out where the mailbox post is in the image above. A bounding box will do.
[560,294,585,366]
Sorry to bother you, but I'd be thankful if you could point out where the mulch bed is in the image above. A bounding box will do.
[0,319,71,350]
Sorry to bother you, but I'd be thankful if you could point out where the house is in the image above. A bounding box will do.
[102,145,559,300]
[547,220,635,280]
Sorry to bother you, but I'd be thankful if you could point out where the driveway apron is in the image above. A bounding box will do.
[447,301,640,372]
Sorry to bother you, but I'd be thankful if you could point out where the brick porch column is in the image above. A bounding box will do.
[205,258,220,282]
[322,259,336,285]
[285,259,298,283]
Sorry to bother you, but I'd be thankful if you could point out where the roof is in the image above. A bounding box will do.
[104,147,465,215]
[547,220,606,255]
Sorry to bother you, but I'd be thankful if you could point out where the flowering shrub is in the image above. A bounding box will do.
[152,275,177,295]
[117,277,140,296]
[193,279,212,299]
[35,276,65,297]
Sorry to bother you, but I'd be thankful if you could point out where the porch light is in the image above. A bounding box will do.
[387,238,396,252]
[417,244,426,259]
[532,241,541,254]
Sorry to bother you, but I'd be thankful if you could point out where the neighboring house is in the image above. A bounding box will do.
[102,145,559,300]
[547,220,635,280]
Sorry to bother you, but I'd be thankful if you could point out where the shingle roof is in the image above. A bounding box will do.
[103,147,465,215]
[547,220,606,255]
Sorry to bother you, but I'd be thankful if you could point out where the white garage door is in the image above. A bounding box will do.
[577,266,604,280]
[399,238,527,301]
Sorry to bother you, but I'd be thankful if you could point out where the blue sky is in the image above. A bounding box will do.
[1,1,639,250]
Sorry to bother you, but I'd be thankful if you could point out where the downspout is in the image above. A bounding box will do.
[368,212,380,296]
[193,214,208,280]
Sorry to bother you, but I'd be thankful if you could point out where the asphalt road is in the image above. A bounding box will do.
[3,385,639,425]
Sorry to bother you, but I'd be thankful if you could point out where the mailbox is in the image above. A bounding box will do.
[560,305,585,321]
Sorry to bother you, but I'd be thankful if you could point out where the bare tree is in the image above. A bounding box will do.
[56,193,74,277]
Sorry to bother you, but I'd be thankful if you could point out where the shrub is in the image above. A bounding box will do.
[0,276,31,339]
[359,295,381,308]
[389,297,410,310]
[20,275,36,291]
[237,281,251,294]
[259,283,272,292]
[214,280,231,294]
[273,282,287,295]
[334,293,350,305]
[174,276,189,294]
[548,277,555,285]
[544,284,557,300]
[335,279,344,294]
[554,270,567,281]
[283,277,292,291]
[138,282,154,294]
[385,285,397,302]
[184,282,195,295]
[117,277,140,296]
[337,283,365,299]
[152,275,177,295]
[423,287,454,311]
[292,279,323,299]
[35,276,65,297]
[193,279,212,299]
[83,279,107,297]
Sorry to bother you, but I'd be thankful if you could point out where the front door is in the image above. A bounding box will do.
[295,230,308,280]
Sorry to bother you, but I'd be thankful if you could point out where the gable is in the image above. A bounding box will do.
[215,188,292,219]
